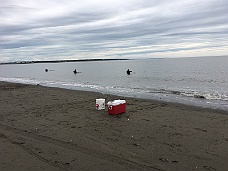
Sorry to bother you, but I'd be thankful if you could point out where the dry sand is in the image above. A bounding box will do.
[0,81,228,171]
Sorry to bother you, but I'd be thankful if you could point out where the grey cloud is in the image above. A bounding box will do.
[1,0,228,62]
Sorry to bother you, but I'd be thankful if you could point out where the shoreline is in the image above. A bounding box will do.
[2,80,228,114]
[32,82,228,114]
[0,81,228,171]
[48,85,228,114]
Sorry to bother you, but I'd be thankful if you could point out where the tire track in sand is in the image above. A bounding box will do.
[0,123,164,171]
[0,133,68,171]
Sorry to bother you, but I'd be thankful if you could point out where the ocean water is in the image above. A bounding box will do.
[0,56,228,111]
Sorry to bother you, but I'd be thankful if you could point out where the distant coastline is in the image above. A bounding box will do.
[1,55,228,65]
[0,58,129,65]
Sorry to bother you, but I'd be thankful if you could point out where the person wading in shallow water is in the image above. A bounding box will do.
[73,69,77,74]
[126,69,132,75]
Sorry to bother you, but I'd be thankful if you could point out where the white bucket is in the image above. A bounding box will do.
[96,99,105,110]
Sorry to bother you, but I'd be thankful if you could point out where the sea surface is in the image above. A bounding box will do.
[1,56,228,111]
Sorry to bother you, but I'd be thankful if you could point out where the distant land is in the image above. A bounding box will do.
[1,55,227,65]
[0,58,129,65]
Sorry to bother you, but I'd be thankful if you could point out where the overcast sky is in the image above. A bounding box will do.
[0,0,228,62]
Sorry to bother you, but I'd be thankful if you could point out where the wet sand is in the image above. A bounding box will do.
[0,81,228,171]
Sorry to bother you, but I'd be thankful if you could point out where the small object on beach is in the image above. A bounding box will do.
[172,160,178,163]
[159,158,169,163]
[45,69,48,72]
[133,143,140,146]
[96,99,105,110]
[126,69,132,75]
[128,118,130,121]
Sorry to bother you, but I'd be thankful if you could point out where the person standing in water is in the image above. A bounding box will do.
[126,69,132,75]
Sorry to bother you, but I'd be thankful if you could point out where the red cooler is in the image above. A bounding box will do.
[107,100,126,115]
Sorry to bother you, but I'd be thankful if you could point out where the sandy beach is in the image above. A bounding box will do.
[0,81,227,171]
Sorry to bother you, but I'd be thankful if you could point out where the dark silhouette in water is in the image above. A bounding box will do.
[45,69,55,72]
[73,69,77,74]
[73,69,82,74]
[126,69,132,75]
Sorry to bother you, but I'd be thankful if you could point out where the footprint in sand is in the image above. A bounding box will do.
[203,166,216,170]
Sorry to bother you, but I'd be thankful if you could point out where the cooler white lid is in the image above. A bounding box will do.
[107,100,126,106]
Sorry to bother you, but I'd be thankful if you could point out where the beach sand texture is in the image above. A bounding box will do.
[0,81,228,171]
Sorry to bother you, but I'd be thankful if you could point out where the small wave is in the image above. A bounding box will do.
[1,77,228,103]
[0,77,41,85]
[193,95,206,99]
[145,87,228,101]
[180,91,228,101]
